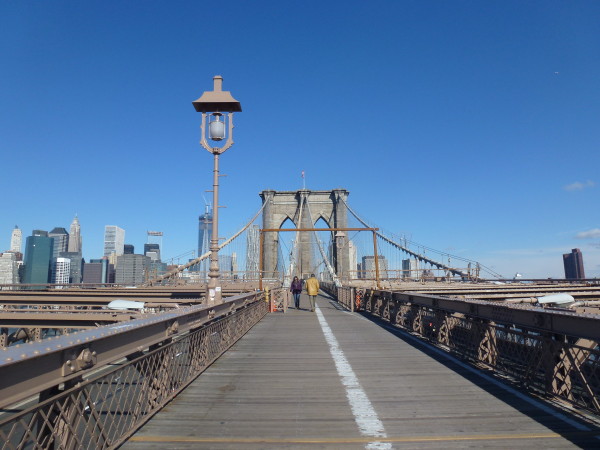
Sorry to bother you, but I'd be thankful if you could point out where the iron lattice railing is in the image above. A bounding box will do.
[354,289,600,414]
[320,282,355,312]
[0,298,268,449]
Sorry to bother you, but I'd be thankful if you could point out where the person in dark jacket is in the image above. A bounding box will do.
[290,276,303,309]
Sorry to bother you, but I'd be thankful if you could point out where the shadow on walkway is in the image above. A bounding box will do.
[356,306,600,449]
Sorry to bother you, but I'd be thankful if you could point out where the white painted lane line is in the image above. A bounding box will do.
[315,304,391,450]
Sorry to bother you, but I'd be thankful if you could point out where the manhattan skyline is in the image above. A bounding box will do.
[1,1,599,278]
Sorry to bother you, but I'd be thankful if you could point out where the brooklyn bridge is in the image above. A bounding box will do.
[1,188,600,449]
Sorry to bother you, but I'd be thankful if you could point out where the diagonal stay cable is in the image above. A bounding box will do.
[339,197,501,279]
[148,202,267,285]
[304,198,341,287]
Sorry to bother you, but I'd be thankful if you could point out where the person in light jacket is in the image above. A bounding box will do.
[290,276,303,309]
[305,274,319,312]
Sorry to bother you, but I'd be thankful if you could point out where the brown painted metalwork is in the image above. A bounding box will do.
[0,292,264,409]
[0,294,268,449]
[326,285,600,414]
[258,227,379,290]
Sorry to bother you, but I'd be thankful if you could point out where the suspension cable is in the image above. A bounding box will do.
[304,199,341,287]
[287,194,305,280]
[148,202,267,285]
[339,197,502,279]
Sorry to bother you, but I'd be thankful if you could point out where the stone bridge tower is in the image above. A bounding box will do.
[259,189,349,281]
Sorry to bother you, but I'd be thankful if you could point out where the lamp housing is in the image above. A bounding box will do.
[192,76,242,113]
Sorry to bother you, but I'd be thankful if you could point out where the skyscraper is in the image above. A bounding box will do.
[83,258,112,284]
[52,257,71,286]
[48,227,69,260]
[0,252,19,287]
[348,241,357,279]
[563,248,585,279]
[245,224,259,279]
[104,226,125,257]
[144,243,160,261]
[115,254,150,285]
[124,244,135,255]
[198,205,213,256]
[59,251,83,284]
[361,255,389,280]
[23,232,53,287]
[402,258,420,280]
[198,205,213,267]
[10,226,22,253]
[67,215,82,253]
[219,254,234,279]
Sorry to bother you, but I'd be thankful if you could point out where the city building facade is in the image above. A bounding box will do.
[144,243,160,261]
[115,254,150,286]
[10,226,22,253]
[104,226,125,258]
[67,215,82,253]
[402,258,421,280]
[348,241,357,279]
[563,248,585,279]
[48,227,69,260]
[361,255,389,279]
[198,205,213,276]
[82,261,103,284]
[52,257,71,286]
[0,252,19,287]
[23,232,53,286]
[245,224,259,280]
[59,251,83,284]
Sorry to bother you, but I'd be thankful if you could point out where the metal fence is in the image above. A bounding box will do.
[0,296,268,449]
[342,288,600,414]
[320,282,355,312]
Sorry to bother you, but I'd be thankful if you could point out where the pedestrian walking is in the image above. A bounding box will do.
[290,276,303,309]
[306,273,319,312]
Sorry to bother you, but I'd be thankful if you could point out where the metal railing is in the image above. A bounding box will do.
[333,288,600,414]
[0,293,269,449]
[321,282,355,312]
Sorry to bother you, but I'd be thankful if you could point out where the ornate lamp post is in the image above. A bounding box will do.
[193,76,242,305]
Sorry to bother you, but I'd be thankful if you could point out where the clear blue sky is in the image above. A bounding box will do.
[1,1,599,278]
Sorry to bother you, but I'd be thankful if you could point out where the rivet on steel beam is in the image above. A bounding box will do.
[20,354,26,358]
[34,350,40,355]
[6,357,13,362]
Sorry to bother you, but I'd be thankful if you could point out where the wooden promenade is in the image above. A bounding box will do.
[124,294,600,449]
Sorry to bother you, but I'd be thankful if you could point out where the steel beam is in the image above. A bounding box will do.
[390,291,600,340]
[0,292,260,410]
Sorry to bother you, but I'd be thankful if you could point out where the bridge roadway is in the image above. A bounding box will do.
[124,294,600,449]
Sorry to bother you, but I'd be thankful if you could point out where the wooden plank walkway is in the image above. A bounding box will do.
[124,294,600,449]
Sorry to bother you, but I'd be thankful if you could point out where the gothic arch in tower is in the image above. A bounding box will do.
[259,189,349,280]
